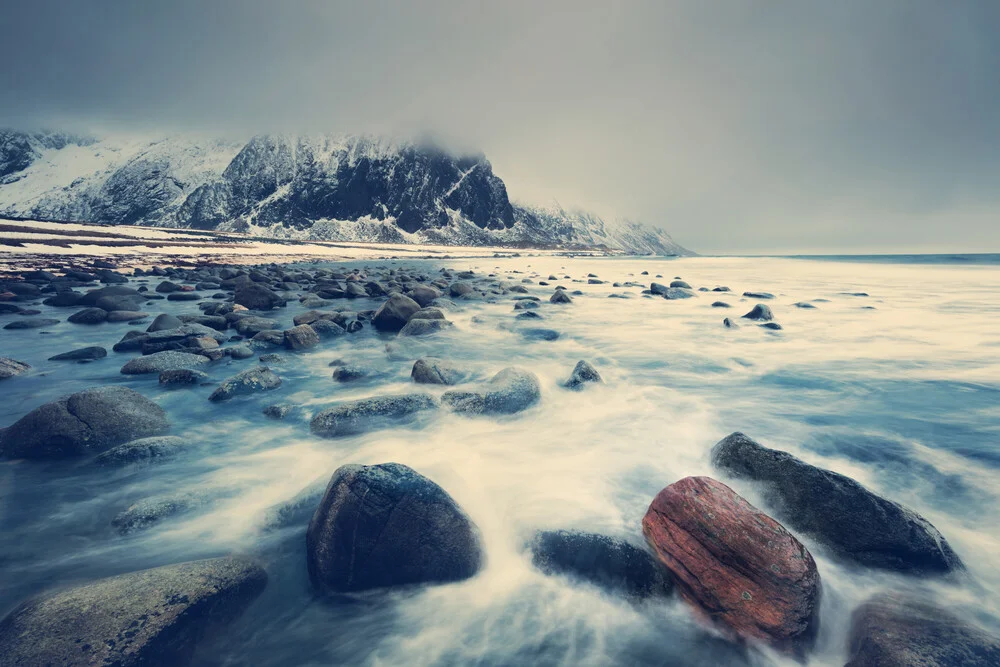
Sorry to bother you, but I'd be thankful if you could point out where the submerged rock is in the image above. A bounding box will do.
[530,530,673,600]
[411,358,465,385]
[306,463,482,593]
[550,290,573,304]
[742,304,774,321]
[0,357,30,380]
[48,346,108,362]
[67,307,108,324]
[563,360,603,390]
[845,592,1000,667]
[112,494,198,534]
[120,351,210,375]
[283,323,320,350]
[399,318,453,336]
[310,394,437,438]
[711,432,964,574]
[147,313,184,331]
[209,366,282,402]
[234,281,284,310]
[742,291,775,299]
[93,435,188,467]
[442,367,540,415]
[0,386,169,459]
[642,476,820,650]
[3,318,59,330]
[372,294,422,332]
[519,327,560,341]
[159,368,209,386]
[0,557,267,667]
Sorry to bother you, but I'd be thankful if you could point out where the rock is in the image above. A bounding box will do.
[306,463,482,593]
[399,318,454,336]
[283,324,320,350]
[662,287,696,300]
[516,311,543,320]
[711,301,731,308]
[723,317,739,328]
[563,360,603,390]
[0,557,267,667]
[372,294,422,332]
[519,327,560,341]
[48,346,107,362]
[742,291,775,299]
[42,292,82,307]
[670,280,691,288]
[167,292,201,301]
[711,432,963,574]
[95,294,146,312]
[514,300,539,310]
[310,319,346,338]
[330,364,375,382]
[155,280,182,293]
[845,593,1000,667]
[310,394,437,438]
[344,282,368,298]
[92,435,188,466]
[530,530,673,600]
[258,353,283,364]
[250,330,284,347]
[0,357,30,380]
[449,282,474,298]
[442,367,540,415]
[120,351,210,375]
[67,307,108,324]
[742,304,774,321]
[209,366,281,402]
[234,316,279,336]
[411,358,465,385]
[112,495,198,534]
[147,313,184,331]
[408,285,441,307]
[760,322,783,331]
[262,403,297,420]
[227,344,254,360]
[292,310,328,326]
[3,318,59,329]
[106,310,148,322]
[410,306,447,320]
[793,302,817,309]
[234,281,284,310]
[642,476,820,649]
[159,368,209,386]
[0,386,169,459]
[550,290,573,304]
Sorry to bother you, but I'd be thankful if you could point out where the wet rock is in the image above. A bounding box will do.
[742,291,775,299]
[258,353,284,364]
[121,351,210,375]
[670,280,692,289]
[93,435,188,467]
[516,310,543,320]
[155,280,182,293]
[662,287,696,300]
[723,317,739,328]
[106,310,148,322]
[0,386,169,459]
[550,290,573,304]
[48,346,108,363]
[372,294,422,332]
[563,360,603,390]
[0,557,267,667]
[442,367,540,415]
[0,357,30,380]
[307,462,482,593]
[711,432,964,574]
[234,316,280,336]
[159,368,209,386]
[209,366,282,402]
[42,292,83,307]
[227,344,254,360]
[167,292,201,302]
[399,318,454,336]
[742,304,774,321]
[530,530,673,600]
[793,302,817,309]
[760,322,783,331]
[310,319,347,338]
[411,358,465,385]
[711,301,731,308]
[113,494,198,534]
[68,307,108,324]
[147,312,184,332]
[519,327,560,341]
[234,281,284,310]
[263,403,298,420]
[330,364,373,382]
[449,281,474,298]
[344,282,368,298]
[310,394,437,438]
[283,323,320,350]
[845,592,1000,667]
[3,318,59,329]
[250,330,284,347]
[408,285,441,307]
[410,306,447,320]
[642,476,820,649]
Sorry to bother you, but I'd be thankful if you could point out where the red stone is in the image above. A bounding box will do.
[642,476,820,650]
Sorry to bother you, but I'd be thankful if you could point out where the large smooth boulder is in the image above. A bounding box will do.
[372,294,421,332]
[306,463,482,593]
[742,304,774,321]
[550,290,573,304]
[0,387,169,459]
[234,281,284,310]
[310,394,437,438]
[283,323,319,350]
[147,313,184,332]
[120,351,210,375]
[0,357,30,380]
[209,366,281,402]
[48,346,108,362]
[408,285,441,307]
[4,318,59,330]
[563,360,603,390]
[0,556,267,667]
[67,307,108,324]
[441,367,540,415]
[234,316,279,336]
[711,432,963,574]
[846,593,1000,667]
[411,358,465,385]
[530,530,673,601]
[642,476,820,650]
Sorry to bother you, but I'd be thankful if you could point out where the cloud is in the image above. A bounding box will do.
[1,0,998,252]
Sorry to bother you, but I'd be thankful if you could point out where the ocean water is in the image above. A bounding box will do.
[0,255,998,666]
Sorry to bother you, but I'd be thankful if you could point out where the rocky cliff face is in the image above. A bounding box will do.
[0,130,693,255]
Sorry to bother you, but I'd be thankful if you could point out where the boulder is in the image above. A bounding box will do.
[711,301,731,308]
[283,324,320,350]
[234,316,279,336]
[411,358,465,385]
[227,345,254,360]
[159,368,209,386]
[408,285,441,307]
[530,530,673,600]
[0,386,169,459]
[742,304,774,321]
[563,360,603,390]
[0,357,30,380]
[519,327,560,341]
[234,281,284,310]
[642,476,820,649]
[92,435,188,467]
[742,291,775,299]
[67,307,108,324]
[0,557,266,667]
[723,317,739,329]
[310,394,437,438]
[306,463,482,593]
[372,294,422,332]
[449,282,474,298]
[442,367,540,415]
[106,310,148,322]
[310,319,346,338]
[147,313,184,332]
[399,318,453,336]
[48,346,107,362]
[711,432,963,574]
[209,366,282,402]
[3,318,59,330]
[112,494,198,534]
[670,280,692,289]
[550,290,573,304]
[120,351,210,375]
[662,287,696,300]
[845,593,1000,667]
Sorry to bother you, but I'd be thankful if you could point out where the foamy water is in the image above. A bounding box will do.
[1,255,998,666]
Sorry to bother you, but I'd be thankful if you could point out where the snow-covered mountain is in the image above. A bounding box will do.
[0,130,693,255]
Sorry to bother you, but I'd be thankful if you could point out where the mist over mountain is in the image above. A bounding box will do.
[0,130,692,255]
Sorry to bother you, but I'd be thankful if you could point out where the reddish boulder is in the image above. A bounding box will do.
[642,476,820,650]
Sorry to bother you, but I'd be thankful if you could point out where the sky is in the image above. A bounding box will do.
[1,0,999,254]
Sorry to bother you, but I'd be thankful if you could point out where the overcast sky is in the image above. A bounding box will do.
[2,0,998,253]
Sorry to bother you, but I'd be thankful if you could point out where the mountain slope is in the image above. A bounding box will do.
[0,130,693,255]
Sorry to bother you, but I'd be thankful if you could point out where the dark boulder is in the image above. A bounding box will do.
[306,463,482,593]
[0,557,267,667]
[120,351,210,375]
[234,281,284,310]
[310,319,346,338]
[449,282,474,298]
[742,304,774,321]
[530,530,673,600]
[442,367,540,415]
[408,285,441,307]
[209,366,281,402]
[92,435,188,467]
[283,323,320,350]
[310,394,437,438]
[399,318,453,336]
[0,357,30,380]
[550,290,573,304]
[411,358,465,385]
[4,318,59,330]
[48,346,107,362]
[147,313,184,332]
[563,360,603,390]
[372,294,421,332]
[711,432,964,574]
[519,327,560,341]
[234,316,280,336]
[742,291,774,299]
[159,368,209,386]
[0,386,169,459]
[67,307,108,324]
[711,301,731,308]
